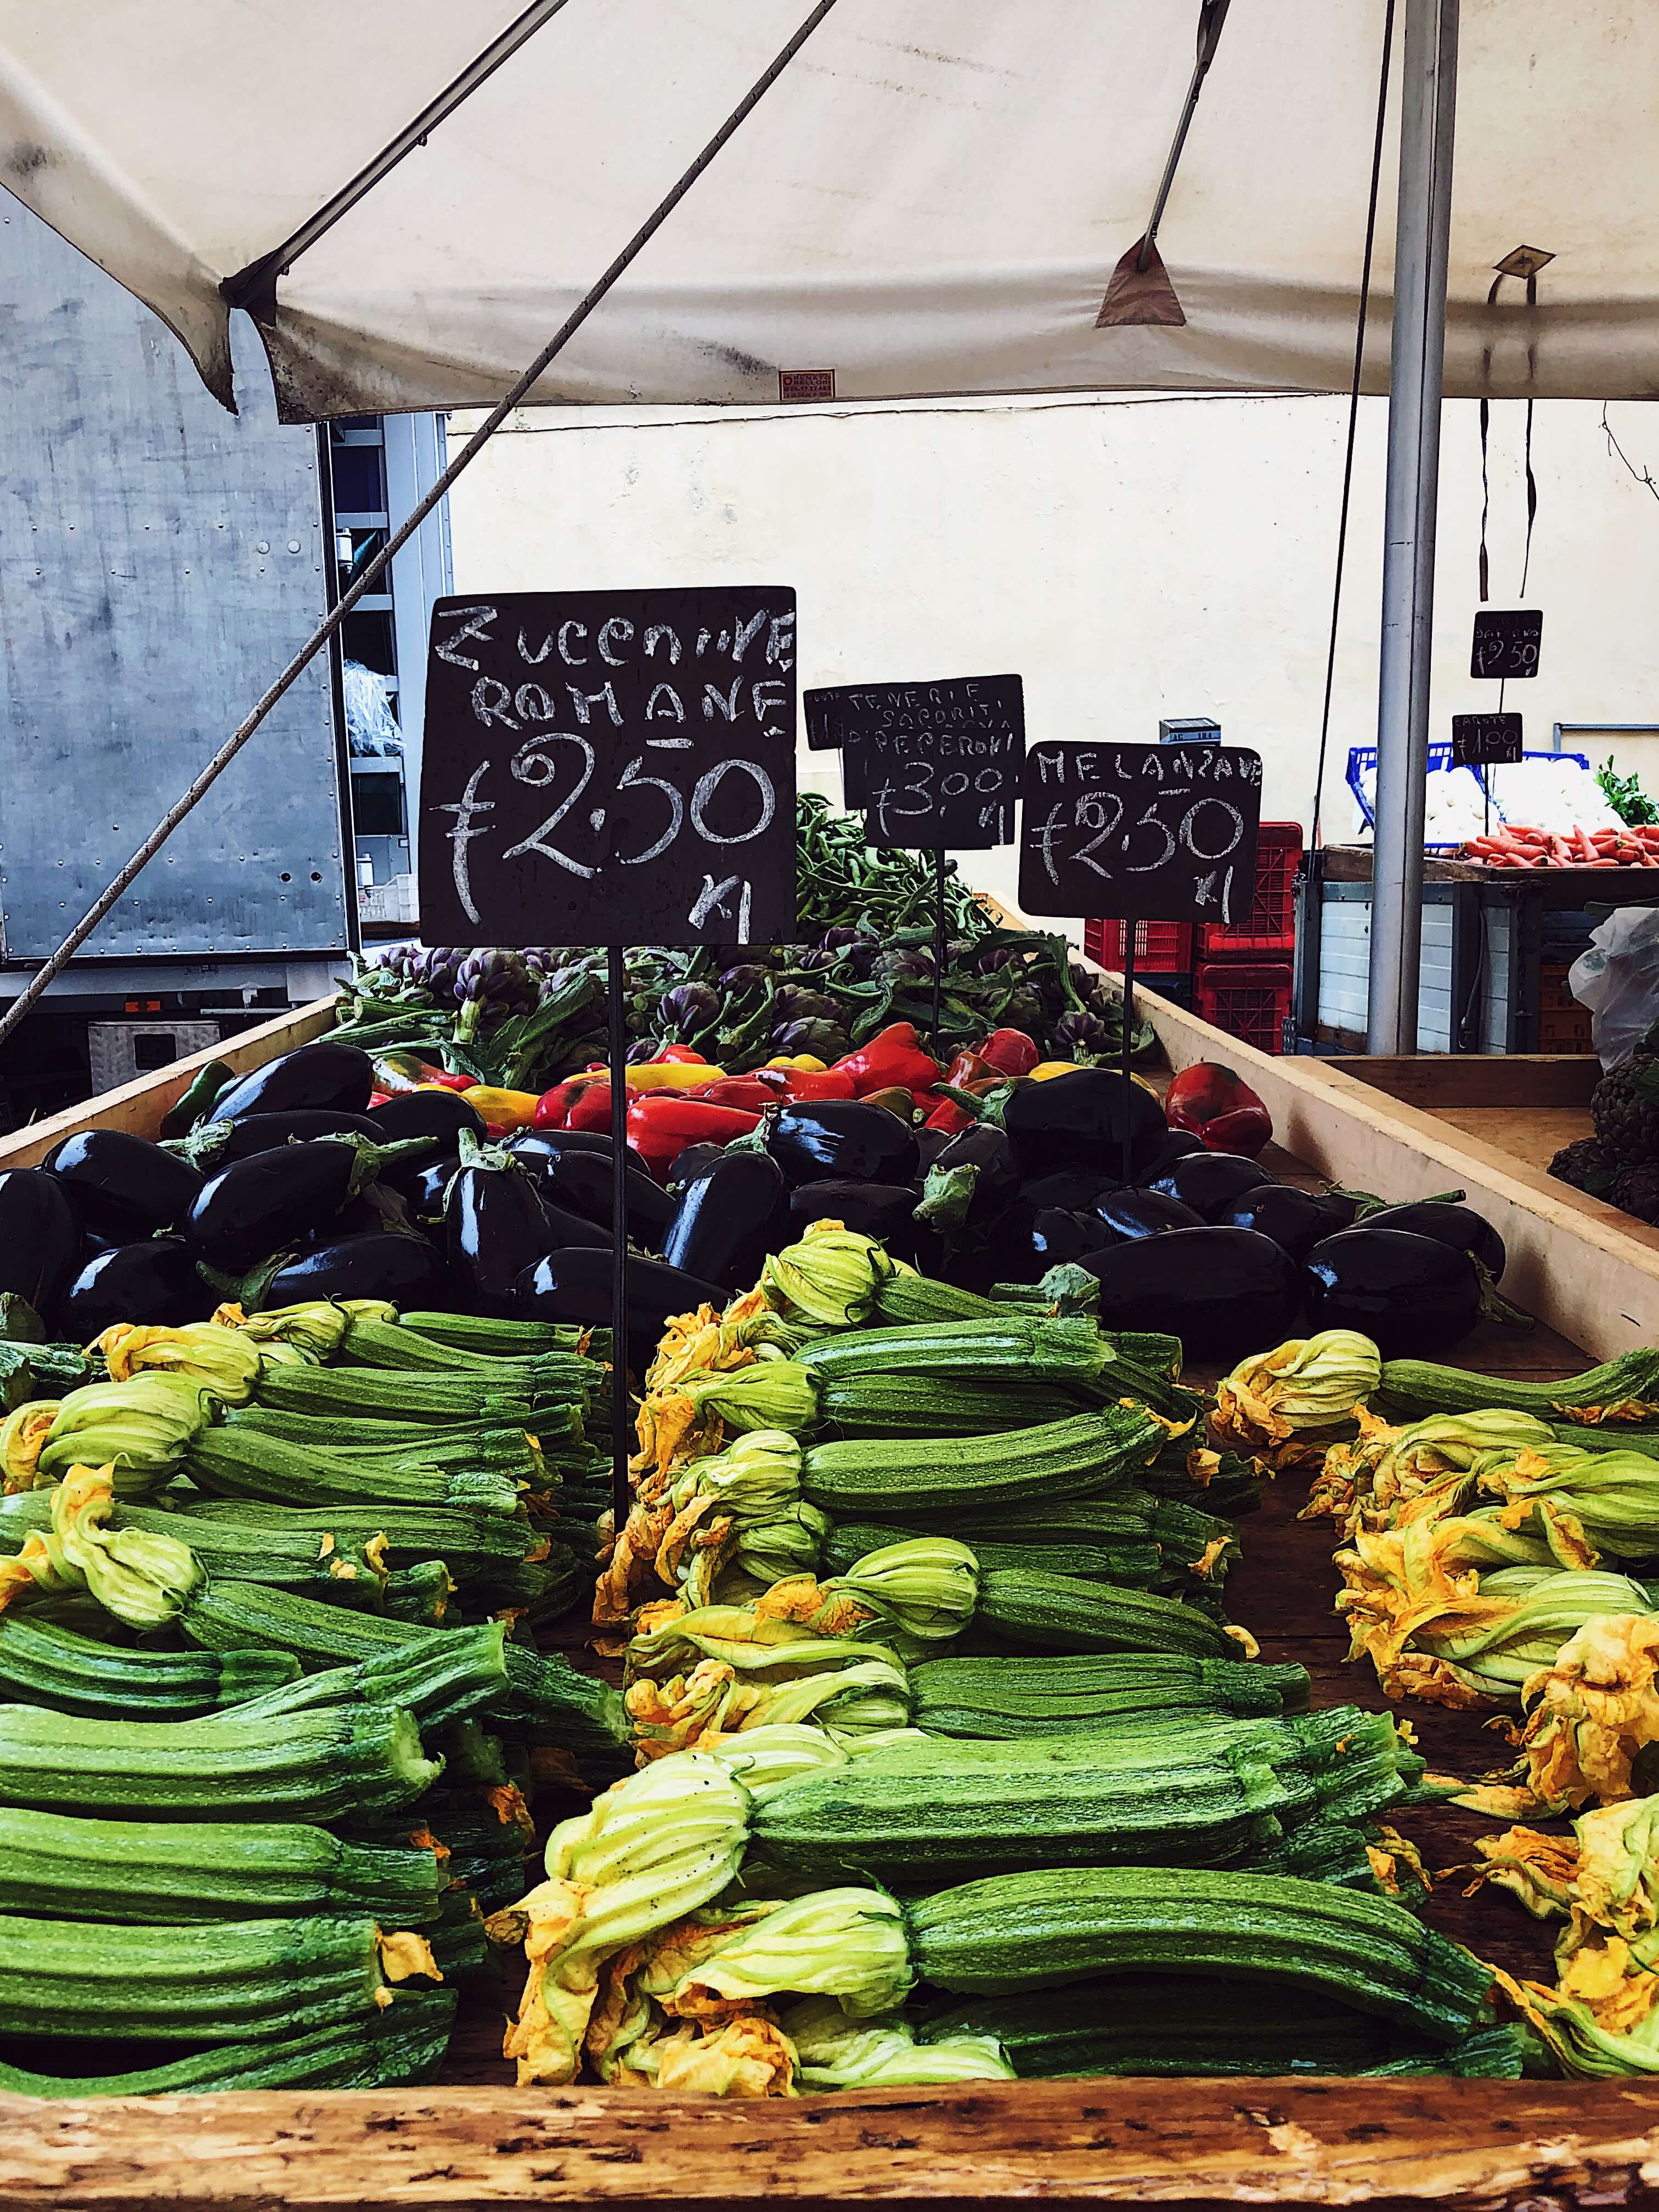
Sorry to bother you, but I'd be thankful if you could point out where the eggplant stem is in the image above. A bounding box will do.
[1475,1257,1536,1332]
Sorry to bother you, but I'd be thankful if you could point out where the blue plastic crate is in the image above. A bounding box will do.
[1345,746,1592,850]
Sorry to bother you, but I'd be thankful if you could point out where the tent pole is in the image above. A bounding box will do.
[1367,0,1458,1055]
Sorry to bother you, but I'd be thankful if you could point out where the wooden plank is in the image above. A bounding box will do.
[9,2073,1659,2212]
[1431,1104,1590,1172]
[0,998,338,1170]
[1346,1054,1600,1111]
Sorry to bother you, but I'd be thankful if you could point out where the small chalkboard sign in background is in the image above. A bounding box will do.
[1451,712,1524,766]
[1471,609,1542,681]
[804,675,1024,848]
[417,585,799,1548]
[1018,739,1263,1183]
[419,588,798,949]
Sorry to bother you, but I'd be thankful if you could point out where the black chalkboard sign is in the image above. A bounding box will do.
[1018,741,1262,924]
[1471,609,1542,680]
[804,675,1024,848]
[417,589,797,947]
[1451,712,1523,766]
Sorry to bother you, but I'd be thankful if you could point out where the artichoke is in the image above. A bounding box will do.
[1593,1054,1659,1165]
[1548,1137,1618,1198]
[1612,1164,1659,1225]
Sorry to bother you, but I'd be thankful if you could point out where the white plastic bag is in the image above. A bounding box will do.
[1569,907,1659,1068]
[343,659,403,757]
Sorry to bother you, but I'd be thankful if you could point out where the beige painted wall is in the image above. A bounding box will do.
[447,392,1659,919]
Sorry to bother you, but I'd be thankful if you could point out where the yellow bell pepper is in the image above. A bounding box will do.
[561,1062,726,1094]
[1027,1060,1082,1081]
[460,1086,543,1132]
[763,1054,828,1073]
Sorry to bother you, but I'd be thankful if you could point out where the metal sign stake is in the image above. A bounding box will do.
[1120,933,1137,1189]
[932,849,947,1049]
[606,943,631,1542]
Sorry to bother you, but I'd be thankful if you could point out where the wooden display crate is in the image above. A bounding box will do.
[7,985,1659,2206]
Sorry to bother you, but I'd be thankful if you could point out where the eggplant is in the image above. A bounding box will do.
[259,1232,452,1311]
[1003,1069,1166,1180]
[663,1152,789,1293]
[206,1042,375,1125]
[788,1180,929,1259]
[1147,1151,1276,1221]
[528,1147,674,1249]
[1220,1184,1352,1265]
[1091,1188,1206,1242]
[1020,1169,1122,1214]
[0,1169,82,1321]
[1353,1199,1506,1280]
[507,1130,649,1175]
[911,1127,956,1175]
[43,1130,202,1245]
[59,1235,213,1335]
[1304,1228,1481,1359]
[766,1101,920,1187]
[445,1148,554,1318]
[925,1125,1019,1228]
[664,1142,727,1197]
[185,1141,395,1272]
[1083,1228,1301,1363]
[1139,1128,1208,1178]
[515,1248,728,1361]
[405,1154,461,1220]
[205,1110,382,1164]
[367,1091,487,1147]
[1316,1192,1365,1233]
[992,1203,1107,1283]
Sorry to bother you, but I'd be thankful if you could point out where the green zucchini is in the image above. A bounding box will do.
[250,1364,556,1424]
[802,1408,1164,1517]
[205,1623,510,1732]
[823,1519,1163,1589]
[0,1912,394,2042]
[0,1613,295,1721]
[224,1404,557,1481]
[182,1582,631,1776]
[183,1424,522,1517]
[1377,1350,1659,1423]
[799,1315,1109,1389]
[905,1866,1494,2042]
[751,1734,1293,1881]
[972,1568,1246,1661]
[399,1311,584,1356]
[0,1804,440,1926]
[171,1498,545,1585]
[921,1977,1521,2079]
[0,1489,388,1605]
[0,1700,439,1821]
[909,1653,1306,1738]
[338,1317,572,1379]
[0,1993,456,2095]
[819,1375,1088,1437]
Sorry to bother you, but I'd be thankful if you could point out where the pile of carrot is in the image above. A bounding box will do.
[1458,823,1659,868]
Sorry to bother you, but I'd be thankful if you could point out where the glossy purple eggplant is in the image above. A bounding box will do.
[1002,1068,1166,1179]
[445,1142,554,1317]
[1091,1188,1206,1243]
[1304,1228,1481,1359]
[367,1090,487,1147]
[788,1181,924,1252]
[59,1235,212,1335]
[1020,1169,1123,1214]
[207,1042,375,1125]
[1083,1228,1301,1363]
[43,1131,202,1243]
[258,1232,452,1311]
[185,1142,376,1271]
[663,1151,789,1293]
[1220,1184,1352,1265]
[514,1247,727,1360]
[1147,1151,1276,1220]
[766,1101,919,1187]
[1353,1199,1505,1280]
[992,1204,1107,1283]
[516,1143,672,1248]
[206,1110,382,1163]
[0,1169,82,1321]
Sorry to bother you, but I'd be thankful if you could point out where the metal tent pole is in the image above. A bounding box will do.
[1367,0,1459,1055]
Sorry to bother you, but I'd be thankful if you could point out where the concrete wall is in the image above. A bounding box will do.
[446,392,1659,918]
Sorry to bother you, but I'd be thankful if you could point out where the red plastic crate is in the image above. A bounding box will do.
[1195,822,1302,960]
[1083,917,1195,972]
[1193,962,1294,1056]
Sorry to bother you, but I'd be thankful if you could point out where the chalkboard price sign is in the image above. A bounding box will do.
[1450,711,1523,766]
[1018,741,1263,924]
[417,588,797,948]
[805,675,1025,848]
[1470,608,1542,680]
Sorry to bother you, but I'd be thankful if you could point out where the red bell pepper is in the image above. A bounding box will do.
[940,1049,998,1091]
[565,1080,617,1133]
[832,1023,941,1097]
[693,1077,777,1112]
[763,1066,859,1103]
[924,1097,977,1133]
[1164,1062,1273,1158]
[625,1095,761,1177]
[531,1079,587,1130]
[859,1086,921,1122]
[653,1043,711,1064]
[977,1028,1040,1077]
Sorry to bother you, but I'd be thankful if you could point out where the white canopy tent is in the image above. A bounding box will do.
[0,0,1652,419]
[0,0,1653,1053]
